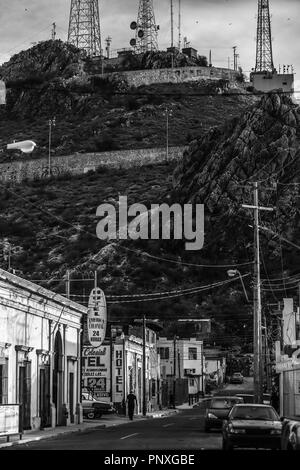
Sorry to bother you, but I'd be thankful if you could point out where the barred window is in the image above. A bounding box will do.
[158,347,169,360]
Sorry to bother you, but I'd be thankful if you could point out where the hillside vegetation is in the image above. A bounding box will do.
[0,40,253,163]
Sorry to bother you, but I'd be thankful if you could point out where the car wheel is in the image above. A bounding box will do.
[204,425,210,432]
[87,411,95,419]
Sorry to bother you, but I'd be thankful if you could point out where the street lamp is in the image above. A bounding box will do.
[227,269,250,303]
[6,140,37,154]
[162,107,173,162]
[48,117,56,177]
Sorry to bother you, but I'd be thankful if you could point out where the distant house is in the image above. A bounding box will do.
[204,348,226,385]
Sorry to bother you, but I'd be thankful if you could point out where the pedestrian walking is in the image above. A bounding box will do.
[127,390,137,420]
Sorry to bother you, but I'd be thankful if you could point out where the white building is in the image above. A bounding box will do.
[158,337,205,396]
[250,70,294,93]
[82,323,161,414]
[0,268,86,432]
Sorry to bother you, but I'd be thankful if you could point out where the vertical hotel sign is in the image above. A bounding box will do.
[87,288,107,347]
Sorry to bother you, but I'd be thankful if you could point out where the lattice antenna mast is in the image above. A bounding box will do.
[255,0,274,72]
[68,0,102,57]
[135,0,158,54]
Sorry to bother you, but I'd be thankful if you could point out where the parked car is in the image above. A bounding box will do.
[204,396,244,432]
[281,418,300,450]
[222,404,282,450]
[236,393,271,405]
[81,392,116,419]
[230,372,244,384]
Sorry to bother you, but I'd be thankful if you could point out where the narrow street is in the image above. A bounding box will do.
[9,408,221,450]
[7,379,255,450]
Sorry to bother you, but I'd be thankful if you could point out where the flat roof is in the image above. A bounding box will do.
[0,268,87,314]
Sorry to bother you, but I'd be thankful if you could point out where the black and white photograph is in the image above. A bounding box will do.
[0,0,299,460]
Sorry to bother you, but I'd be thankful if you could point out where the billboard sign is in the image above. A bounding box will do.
[0,81,6,105]
[87,287,107,347]
[82,346,110,400]
[0,405,19,437]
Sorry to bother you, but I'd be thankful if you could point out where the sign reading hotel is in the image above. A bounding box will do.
[82,346,110,399]
[114,344,123,403]
[87,287,107,347]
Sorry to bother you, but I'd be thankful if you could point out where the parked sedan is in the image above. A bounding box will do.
[222,404,282,450]
[230,372,244,384]
[82,392,116,419]
[204,396,244,431]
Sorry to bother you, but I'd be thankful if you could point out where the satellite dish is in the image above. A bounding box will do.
[138,29,144,38]
[130,38,137,47]
[130,21,137,30]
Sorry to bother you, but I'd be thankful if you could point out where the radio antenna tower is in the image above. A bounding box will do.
[68,0,102,57]
[255,0,274,72]
[134,0,158,54]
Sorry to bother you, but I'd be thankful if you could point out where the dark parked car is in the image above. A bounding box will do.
[82,392,116,419]
[230,372,244,384]
[222,404,282,450]
[281,418,300,450]
[236,393,271,405]
[204,396,244,431]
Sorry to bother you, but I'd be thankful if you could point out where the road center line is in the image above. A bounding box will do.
[162,423,175,428]
[120,433,140,440]
[189,417,198,420]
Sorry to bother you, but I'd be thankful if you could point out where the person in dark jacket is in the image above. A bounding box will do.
[127,391,137,420]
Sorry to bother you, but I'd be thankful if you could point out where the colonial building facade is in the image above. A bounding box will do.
[0,268,86,431]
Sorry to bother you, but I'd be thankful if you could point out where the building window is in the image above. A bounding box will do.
[0,359,8,404]
[188,348,197,360]
[151,379,156,397]
[189,378,195,387]
[159,347,169,360]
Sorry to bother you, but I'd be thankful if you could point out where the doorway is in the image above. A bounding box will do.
[39,365,51,428]
[69,372,74,424]
[53,331,64,426]
[19,361,31,430]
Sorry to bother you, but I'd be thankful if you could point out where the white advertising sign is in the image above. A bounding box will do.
[0,405,19,437]
[0,81,6,105]
[87,287,107,347]
[82,346,110,399]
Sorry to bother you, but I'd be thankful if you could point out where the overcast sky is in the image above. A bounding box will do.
[0,0,299,89]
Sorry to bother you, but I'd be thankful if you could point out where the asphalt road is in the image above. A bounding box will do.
[8,408,222,451]
[6,378,256,451]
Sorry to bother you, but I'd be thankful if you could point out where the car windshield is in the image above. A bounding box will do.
[211,398,240,409]
[230,406,279,421]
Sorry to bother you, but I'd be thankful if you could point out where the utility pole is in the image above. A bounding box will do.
[173,335,177,408]
[142,315,147,416]
[242,182,273,403]
[201,343,204,396]
[233,46,237,71]
[48,117,56,177]
[66,270,71,299]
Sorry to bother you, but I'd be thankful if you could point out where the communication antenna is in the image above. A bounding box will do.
[255,0,274,72]
[68,0,102,57]
[170,0,174,47]
[131,0,158,54]
[51,22,57,41]
[178,0,182,51]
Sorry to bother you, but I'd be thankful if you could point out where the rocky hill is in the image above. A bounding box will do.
[0,40,253,163]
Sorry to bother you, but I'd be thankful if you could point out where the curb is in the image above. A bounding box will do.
[0,410,179,448]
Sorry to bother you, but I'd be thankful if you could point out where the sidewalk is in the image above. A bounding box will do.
[0,408,179,449]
